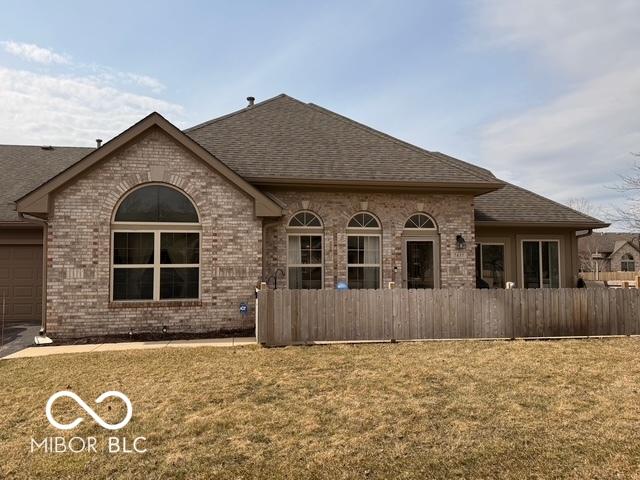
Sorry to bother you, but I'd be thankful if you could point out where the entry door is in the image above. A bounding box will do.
[405,240,436,289]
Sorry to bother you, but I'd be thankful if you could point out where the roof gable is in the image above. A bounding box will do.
[610,240,640,257]
[15,112,282,218]
[185,94,504,192]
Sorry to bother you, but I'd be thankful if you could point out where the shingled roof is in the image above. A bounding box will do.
[579,232,640,255]
[474,183,607,228]
[185,94,503,190]
[0,94,609,229]
[0,144,93,222]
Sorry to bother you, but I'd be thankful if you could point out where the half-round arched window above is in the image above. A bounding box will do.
[348,212,380,229]
[621,253,635,272]
[404,213,436,230]
[288,211,322,228]
[114,185,199,223]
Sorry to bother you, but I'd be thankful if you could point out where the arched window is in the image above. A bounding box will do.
[347,212,381,289]
[111,184,200,301]
[287,211,323,289]
[621,253,635,272]
[288,211,322,228]
[404,213,436,230]
[348,212,380,229]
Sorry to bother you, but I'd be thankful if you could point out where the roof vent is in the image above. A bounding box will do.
[96,139,102,148]
[246,96,255,107]
[41,145,54,151]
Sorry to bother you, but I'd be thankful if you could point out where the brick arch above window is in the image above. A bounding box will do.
[112,183,200,224]
[101,175,203,225]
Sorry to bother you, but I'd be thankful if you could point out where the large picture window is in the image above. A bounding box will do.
[112,184,200,301]
[475,243,505,288]
[287,211,323,289]
[522,240,560,288]
[347,212,381,289]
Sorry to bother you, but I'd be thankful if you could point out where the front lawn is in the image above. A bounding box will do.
[2,339,640,479]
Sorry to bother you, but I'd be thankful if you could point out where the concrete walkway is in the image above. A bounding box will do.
[0,322,41,359]
[1,337,256,360]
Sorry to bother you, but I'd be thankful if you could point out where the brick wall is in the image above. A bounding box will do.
[262,190,476,289]
[46,128,261,338]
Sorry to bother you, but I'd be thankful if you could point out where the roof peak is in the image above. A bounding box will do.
[184,93,293,133]
[185,94,500,186]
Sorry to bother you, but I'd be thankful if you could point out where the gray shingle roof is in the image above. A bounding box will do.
[0,94,609,229]
[474,183,607,227]
[185,94,502,187]
[0,145,93,222]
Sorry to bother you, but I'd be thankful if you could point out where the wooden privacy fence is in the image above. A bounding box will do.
[580,271,640,282]
[257,288,640,346]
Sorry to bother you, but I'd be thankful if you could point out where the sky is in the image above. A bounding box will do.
[0,0,638,228]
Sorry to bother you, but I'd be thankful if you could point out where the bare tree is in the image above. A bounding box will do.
[566,197,605,272]
[612,154,640,230]
[566,197,600,218]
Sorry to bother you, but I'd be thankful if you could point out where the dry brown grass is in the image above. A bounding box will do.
[2,339,640,479]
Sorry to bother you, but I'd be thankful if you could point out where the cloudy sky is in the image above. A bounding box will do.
[0,0,638,227]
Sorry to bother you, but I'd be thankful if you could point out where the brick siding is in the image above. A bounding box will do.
[262,190,476,289]
[46,129,261,338]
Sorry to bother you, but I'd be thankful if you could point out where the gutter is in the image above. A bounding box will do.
[576,228,593,239]
[17,212,51,343]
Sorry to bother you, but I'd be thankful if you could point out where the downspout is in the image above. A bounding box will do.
[18,212,49,339]
[575,229,593,283]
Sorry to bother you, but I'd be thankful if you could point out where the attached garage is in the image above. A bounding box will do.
[0,228,43,323]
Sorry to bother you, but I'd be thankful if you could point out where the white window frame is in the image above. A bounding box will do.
[621,254,635,272]
[520,239,561,288]
[476,242,506,288]
[346,212,382,289]
[403,212,437,231]
[346,233,382,289]
[111,229,201,302]
[111,183,202,302]
[286,233,324,289]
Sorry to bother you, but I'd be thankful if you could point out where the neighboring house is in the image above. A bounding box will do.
[0,94,608,338]
[578,232,640,272]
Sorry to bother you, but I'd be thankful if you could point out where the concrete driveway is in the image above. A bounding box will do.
[0,322,40,359]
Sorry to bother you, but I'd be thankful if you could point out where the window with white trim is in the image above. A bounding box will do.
[522,240,560,288]
[287,211,323,289]
[621,253,635,272]
[347,212,381,289]
[111,184,201,301]
[404,213,436,230]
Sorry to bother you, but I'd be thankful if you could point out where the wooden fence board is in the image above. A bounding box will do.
[257,288,640,345]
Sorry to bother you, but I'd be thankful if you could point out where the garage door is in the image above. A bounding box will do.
[0,245,42,322]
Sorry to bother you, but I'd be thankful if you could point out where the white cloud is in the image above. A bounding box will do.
[1,41,70,65]
[0,67,183,146]
[121,73,165,93]
[471,0,640,227]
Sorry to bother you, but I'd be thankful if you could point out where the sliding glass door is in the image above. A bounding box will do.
[475,243,505,288]
[522,240,560,288]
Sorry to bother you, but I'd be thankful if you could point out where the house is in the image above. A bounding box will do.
[578,232,640,272]
[0,94,608,339]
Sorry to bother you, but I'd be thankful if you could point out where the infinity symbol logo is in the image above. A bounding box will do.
[45,391,133,431]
